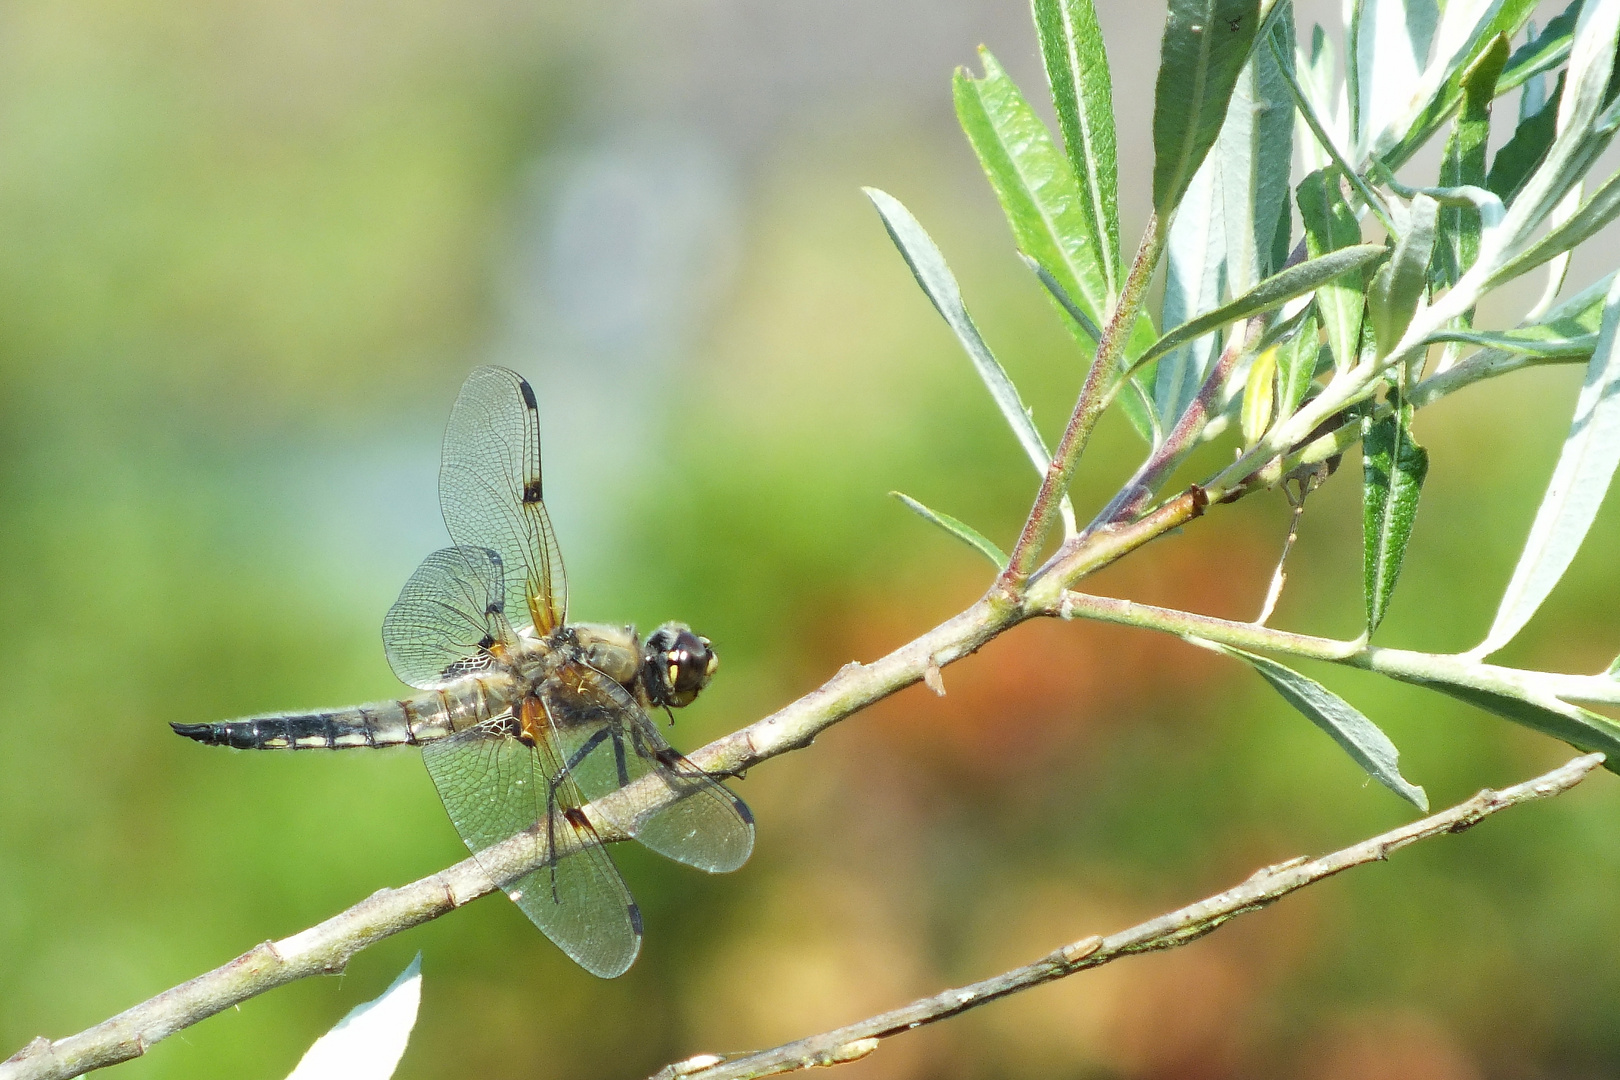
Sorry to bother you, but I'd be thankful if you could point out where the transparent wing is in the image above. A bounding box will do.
[439,366,567,636]
[382,545,516,690]
[537,661,754,873]
[421,710,641,978]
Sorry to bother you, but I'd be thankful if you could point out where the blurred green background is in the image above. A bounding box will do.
[3,1,1620,1078]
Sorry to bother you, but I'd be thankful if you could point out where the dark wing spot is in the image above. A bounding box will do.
[627,903,644,935]
[563,807,590,829]
[522,478,543,504]
[518,377,538,410]
[477,633,496,651]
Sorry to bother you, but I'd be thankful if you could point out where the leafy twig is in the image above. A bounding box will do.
[648,753,1606,1080]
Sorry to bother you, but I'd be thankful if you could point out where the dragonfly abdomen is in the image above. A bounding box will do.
[171,680,509,750]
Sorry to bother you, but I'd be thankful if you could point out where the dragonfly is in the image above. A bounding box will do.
[172,365,754,978]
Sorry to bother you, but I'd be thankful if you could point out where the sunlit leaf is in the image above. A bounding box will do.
[1490,163,1620,284]
[1384,667,1620,767]
[1363,398,1430,634]
[286,954,421,1080]
[1476,272,1620,656]
[1497,0,1582,95]
[891,492,1009,570]
[1297,168,1367,371]
[1158,137,1227,428]
[954,48,1112,345]
[1276,306,1323,421]
[1034,0,1122,303]
[1150,0,1263,217]
[1352,0,1439,159]
[1241,343,1278,445]
[1134,245,1386,375]
[865,188,1078,536]
[1197,640,1428,810]
[1368,193,1438,358]
[1422,328,1598,357]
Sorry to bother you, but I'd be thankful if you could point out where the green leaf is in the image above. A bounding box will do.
[1487,71,1564,204]
[1608,651,1620,677]
[1489,162,1620,284]
[1367,193,1438,358]
[1422,328,1598,357]
[1132,245,1387,375]
[890,492,1009,570]
[1034,0,1122,304]
[1376,0,1540,170]
[1150,0,1263,217]
[954,48,1112,346]
[865,188,1077,535]
[1476,272,1620,656]
[1434,35,1508,292]
[1198,641,1428,810]
[1296,169,1368,372]
[1276,306,1323,420]
[1362,398,1430,633]
[1497,0,1582,95]
[1352,0,1438,159]
[1390,672,1620,767]
[1241,343,1277,445]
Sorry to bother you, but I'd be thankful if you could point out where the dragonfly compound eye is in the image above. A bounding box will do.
[644,622,717,708]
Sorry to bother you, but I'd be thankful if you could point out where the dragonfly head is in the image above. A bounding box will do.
[641,622,718,709]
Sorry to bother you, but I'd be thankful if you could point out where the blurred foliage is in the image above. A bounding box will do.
[2,2,1620,1080]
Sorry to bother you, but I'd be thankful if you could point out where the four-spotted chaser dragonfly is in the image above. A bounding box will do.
[173,366,754,978]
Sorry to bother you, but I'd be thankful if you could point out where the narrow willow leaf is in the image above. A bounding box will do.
[1230,11,1296,287]
[287,954,422,1080]
[1387,670,1620,766]
[1353,0,1439,160]
[1034,0,1122,303]
[1608,652,1620,677]
[1497,0,1581,94]
[954,49,1160,396]
[1379,0,1539,171]
[1434,35,1509,292]
[1492,0,1620,256]
[1276,307,1323,419]
[1158,131,1228,427]
[1296,169,1367,371]
[1368,194,1438,358]
[891,492,1009,570]
[1199,641,1428,810]
[1363,400,1430,633]
[865,188,1076,534]
[954,49,1108,334]
[1296,24,1345,176]
[1487,71,1564,204]
[1476,272,1620,656]
[1490,163,1620,283]
[1423,328,1598,356]
[1133,245,1386,374]
[1150,0,1263,216]
[1241,344,1278,444]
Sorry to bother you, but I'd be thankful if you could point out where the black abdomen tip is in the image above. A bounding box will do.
[170,722,216,743]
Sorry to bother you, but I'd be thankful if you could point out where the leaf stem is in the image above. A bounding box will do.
[1004,212,1165,580]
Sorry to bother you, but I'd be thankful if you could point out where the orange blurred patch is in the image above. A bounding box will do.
[1300,1010,1481,1080]
[793,515,1278,779]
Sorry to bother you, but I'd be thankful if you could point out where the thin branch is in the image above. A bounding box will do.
[1005,212,1165,579]
[649,753,1606,1080]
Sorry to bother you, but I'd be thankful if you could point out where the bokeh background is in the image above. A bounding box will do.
[3,1,1619,1077]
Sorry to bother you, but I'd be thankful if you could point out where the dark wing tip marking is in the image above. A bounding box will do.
[522,478,543,505]
[517,376,538,410]
[735,799,756,826]
[628,902,644,936]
